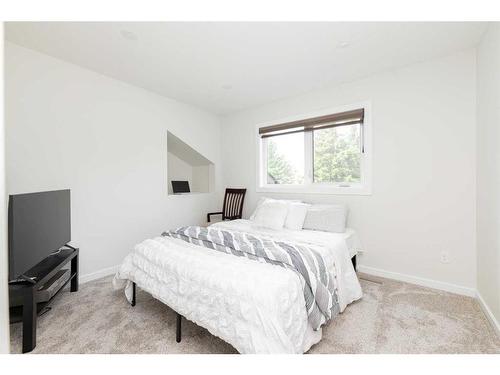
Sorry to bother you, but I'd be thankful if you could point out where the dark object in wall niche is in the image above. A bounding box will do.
[172,180,191,194]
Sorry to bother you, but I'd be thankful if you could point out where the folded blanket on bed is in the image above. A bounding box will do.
[162,225,340,330]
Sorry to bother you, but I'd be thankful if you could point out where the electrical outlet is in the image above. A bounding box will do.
[440,251,450,264]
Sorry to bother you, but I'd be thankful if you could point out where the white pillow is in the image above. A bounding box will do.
[302,204,348,233]
[249,197,268,220]
[252,199,289,230]
[284,202,309,231]
[250,197,301,220]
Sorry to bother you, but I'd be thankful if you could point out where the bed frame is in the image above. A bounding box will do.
[130,282,182,343]
[129,254,357,344]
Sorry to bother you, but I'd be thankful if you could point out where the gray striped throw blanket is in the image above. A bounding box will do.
[162,226,340,330]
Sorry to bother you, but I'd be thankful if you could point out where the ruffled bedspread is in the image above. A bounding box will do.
[113,221,362,353]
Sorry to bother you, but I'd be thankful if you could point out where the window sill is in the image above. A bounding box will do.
[256,185,372,196]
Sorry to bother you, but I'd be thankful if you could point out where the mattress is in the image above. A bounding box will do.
[211,219,362,258]
[341,228,362,258]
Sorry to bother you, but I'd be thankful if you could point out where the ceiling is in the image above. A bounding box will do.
[5,22,487,115]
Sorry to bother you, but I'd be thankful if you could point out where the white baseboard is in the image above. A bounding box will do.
[79,265,120,284]
[476,291,500,337]
[357,265,476,297]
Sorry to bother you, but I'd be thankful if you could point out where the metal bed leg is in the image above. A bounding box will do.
[131,282,136,307]
[176,313,182,343]
[352,255,357,271]
[130,281,181,343]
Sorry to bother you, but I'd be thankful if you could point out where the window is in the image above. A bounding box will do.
[257,105,371,194]
[266,132,304,184]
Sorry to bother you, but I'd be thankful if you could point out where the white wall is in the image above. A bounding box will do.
[0,28,11,354]
[5,42,222,279]
[192,165,210,193]
[221,50,477,292]
[476,24,500,325]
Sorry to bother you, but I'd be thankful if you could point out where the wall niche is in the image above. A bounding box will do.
[167,131,214,195]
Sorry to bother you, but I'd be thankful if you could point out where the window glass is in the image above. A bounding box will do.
[266,132,305,184]
[313,124,361,184]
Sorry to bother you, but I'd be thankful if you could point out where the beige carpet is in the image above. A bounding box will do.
[10,274,500,354]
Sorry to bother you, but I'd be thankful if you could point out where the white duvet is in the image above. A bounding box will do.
[113,220,362,353]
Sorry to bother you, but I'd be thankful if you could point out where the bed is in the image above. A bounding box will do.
[113,215,362,354]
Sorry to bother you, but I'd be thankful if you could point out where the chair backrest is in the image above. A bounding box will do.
[222,188,247,220]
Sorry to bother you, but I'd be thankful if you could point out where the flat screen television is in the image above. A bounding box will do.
[8,189,71,281]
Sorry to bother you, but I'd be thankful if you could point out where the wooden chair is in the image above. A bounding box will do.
[207,188,247,223]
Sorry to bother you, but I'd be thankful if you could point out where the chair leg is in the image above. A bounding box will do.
[131,282,136,306]
[176,313,182,343]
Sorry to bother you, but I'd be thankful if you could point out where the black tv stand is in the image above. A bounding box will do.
[9,247,79,353]
[9,275,37,285]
